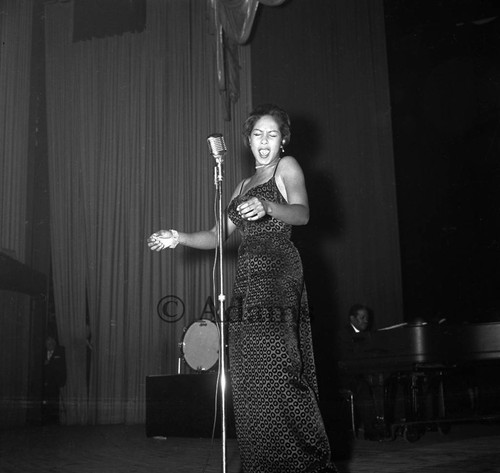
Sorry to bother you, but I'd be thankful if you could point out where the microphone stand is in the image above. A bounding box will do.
[213,154,228,473]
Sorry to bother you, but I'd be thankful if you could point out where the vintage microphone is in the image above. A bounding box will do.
[207,133,227,163]
[206,133,228,473]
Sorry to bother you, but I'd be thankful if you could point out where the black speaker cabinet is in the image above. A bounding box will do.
[145,373,236,438]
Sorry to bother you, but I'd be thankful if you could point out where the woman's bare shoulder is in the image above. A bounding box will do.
[278,155,304,175]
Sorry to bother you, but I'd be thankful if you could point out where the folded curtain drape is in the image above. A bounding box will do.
[44,0,251,424]
[0,0,34,428]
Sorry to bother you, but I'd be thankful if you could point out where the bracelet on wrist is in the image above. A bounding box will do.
[169,229,180,248]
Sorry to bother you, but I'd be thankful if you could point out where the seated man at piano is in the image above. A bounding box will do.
[336,304,391,441]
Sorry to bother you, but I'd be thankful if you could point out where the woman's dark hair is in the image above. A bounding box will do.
[242,103,291,147]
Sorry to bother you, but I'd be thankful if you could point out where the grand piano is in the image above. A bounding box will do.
[339,321,500,441]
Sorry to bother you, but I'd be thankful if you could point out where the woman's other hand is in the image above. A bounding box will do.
[147,230,177,251]
[237,197,268,221]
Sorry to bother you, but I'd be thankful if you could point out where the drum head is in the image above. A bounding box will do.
[181,319,220,371]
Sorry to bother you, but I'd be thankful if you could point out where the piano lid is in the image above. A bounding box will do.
[339,321,500,370]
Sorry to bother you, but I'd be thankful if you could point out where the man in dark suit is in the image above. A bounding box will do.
[336,304,389,440]
[42,336,67,425]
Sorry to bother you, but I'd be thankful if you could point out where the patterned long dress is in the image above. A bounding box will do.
[226,170,335,473]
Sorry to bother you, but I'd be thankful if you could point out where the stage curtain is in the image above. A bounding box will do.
[323,0,403,330]
[0,0,33,260]
[250,0,402,333]
[44,0,250,424]
[0,0,33,427]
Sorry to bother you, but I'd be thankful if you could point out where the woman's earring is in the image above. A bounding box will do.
[280,142,285,154]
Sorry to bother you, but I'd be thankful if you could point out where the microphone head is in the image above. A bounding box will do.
[207,133,227,158]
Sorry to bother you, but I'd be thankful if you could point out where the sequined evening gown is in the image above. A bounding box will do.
[226,166,335,473]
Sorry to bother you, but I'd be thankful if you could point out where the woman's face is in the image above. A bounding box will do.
[249,115,282,167]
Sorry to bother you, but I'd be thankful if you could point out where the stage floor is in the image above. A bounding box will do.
[1,421,500,472]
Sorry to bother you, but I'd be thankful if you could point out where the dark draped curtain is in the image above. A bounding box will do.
[0,0,34,428]
[44,0,251,424]
[250,0,403,332]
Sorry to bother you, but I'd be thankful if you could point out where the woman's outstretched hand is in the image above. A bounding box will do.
[147,230,178,251]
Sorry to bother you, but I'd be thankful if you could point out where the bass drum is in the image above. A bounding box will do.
[181,319,220,371]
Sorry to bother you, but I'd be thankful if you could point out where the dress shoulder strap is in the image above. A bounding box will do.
[238,179,246,195]
[272,158,281,178]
